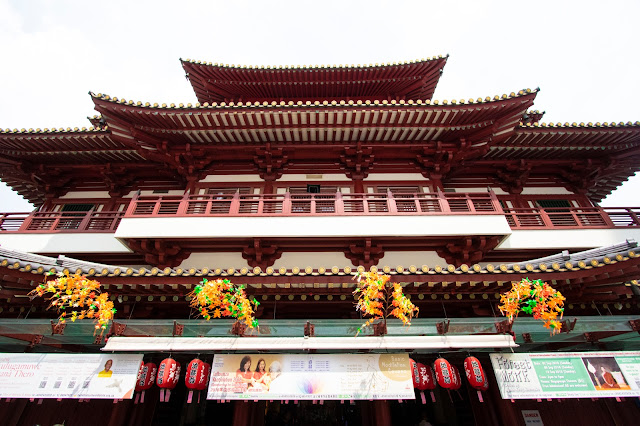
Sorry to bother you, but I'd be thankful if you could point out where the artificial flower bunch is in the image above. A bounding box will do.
[352,271,419,336]
[188,278,259,328]
[499,277,565,334]
[29,272,116,335]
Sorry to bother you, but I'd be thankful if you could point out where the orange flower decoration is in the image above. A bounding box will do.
[499,278,565,335]
[29,272,116,336]
[352,271,418,336]
[188,278,259,328]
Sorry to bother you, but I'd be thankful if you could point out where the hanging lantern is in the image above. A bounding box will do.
[134,362,157,404]
[449,365,462,391]
[463,356,488,390]
[409,358,421,389]
[185,359,211,403]
[157,358,181,402]
[416,363,436,403]
[434,358,454,389]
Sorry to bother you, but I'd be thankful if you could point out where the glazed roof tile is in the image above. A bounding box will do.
[1,243,638,283]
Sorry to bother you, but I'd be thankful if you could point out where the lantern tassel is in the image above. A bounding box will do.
[198,392,201,403]
[160,389,165,402]
[477,391,484,402]
[430,391,436,402]
[141,390,145,403]
[187,390,193,404]
[134,393,140,404]
[166,390,171,402]
[420,391,426,404]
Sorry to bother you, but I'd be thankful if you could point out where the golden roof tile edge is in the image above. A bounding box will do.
[180,55,449,70]
[1,249,638,279]
[88,88,537,111]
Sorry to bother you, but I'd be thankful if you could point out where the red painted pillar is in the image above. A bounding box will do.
[372,400,391,426]
[264,178,275,194]
[353,178,364,194]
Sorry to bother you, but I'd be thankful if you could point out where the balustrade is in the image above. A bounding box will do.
[2,195,639,233]
[0,211,123,232]
[125,191,502,217]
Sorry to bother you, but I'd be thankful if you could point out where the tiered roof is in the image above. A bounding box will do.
[1,57,639,203]
[181,56,448,104]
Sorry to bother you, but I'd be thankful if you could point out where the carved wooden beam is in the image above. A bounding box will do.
[344,238,384,268]
[436,236,501,267]
[495,160,531,194]
[339,142,374,180]
[254,143,288,181]
[241,238,282,269]
[126,238,191,268]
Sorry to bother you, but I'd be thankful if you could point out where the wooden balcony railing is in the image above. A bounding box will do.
[124,192,503,217]
[504,207,640,229]
[0,211,124,233]
[2,197,638,234]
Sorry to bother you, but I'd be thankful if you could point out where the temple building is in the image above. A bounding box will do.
[0,55,639,425]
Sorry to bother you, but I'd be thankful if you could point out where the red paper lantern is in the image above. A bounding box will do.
[409,358,420,388]
[449,365,462,390]
[185,359,211,403]
[417,363,436,391]
[463,356,488,391]
[157,358,181,402]
[416,362,437,403]
[434,358,454,389]
[135,362,157,404]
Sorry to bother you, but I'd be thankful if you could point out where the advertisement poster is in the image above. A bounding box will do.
[490,352,640,399]
[0,353,143,399]
[208,353,414,400]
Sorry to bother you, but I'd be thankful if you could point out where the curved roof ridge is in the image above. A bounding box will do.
[0,126,108,135]
[1,244,638,279]
[520,120,640,129]
[89,88,537,110]
[180,55,449,70]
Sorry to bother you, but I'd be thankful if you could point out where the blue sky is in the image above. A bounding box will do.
[1,0,638,211]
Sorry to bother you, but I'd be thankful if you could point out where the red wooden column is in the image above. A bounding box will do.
[264,178,275,195]
[353,178,364,194]
[372,400,391,426]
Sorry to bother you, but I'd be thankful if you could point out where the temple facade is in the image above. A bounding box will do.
[0,56,639,425]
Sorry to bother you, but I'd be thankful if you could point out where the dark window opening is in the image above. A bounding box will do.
[306,184,321,193]
[60,204,94,212]
[535,199,571,208]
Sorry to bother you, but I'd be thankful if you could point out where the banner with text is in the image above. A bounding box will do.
[490,352,640,399]
[208,353,414,400]
[0,353,143,399]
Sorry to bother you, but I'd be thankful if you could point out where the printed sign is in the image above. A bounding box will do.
[491,352,640,399]
[522,410,544,426]
[208,353,414,400]
[0,353,143,399]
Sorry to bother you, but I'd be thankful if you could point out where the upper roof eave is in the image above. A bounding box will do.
[179,55,448,71]
[181,56,449,103]
[0,244,638,285]
[88,88,537,112]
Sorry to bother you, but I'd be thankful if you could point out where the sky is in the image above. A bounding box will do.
[0,0,638,211]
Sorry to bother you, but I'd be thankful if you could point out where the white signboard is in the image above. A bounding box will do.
[208,353,415,400]
[0,353,143,399]
[491,352,640,399]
